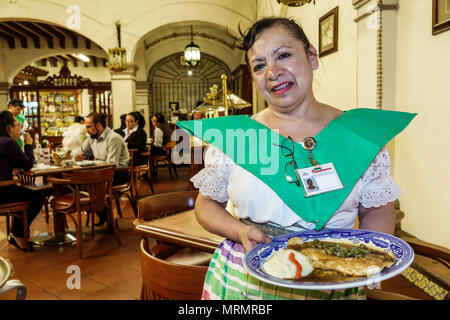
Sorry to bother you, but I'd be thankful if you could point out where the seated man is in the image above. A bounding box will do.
[75,112,130,226]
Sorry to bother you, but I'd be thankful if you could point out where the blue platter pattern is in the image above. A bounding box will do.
[243,228,414,290]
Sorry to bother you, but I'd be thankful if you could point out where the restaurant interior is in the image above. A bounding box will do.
[0,0,449,301]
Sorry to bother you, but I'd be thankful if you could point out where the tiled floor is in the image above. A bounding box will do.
[0,166,192,300]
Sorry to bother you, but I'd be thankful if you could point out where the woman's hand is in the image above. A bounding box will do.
[238,224,272,253]
[24,133,33,145]
[12,168,22,176]
[195,194,272,253]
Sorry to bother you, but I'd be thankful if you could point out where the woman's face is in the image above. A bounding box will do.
[247,25,318,113]
[8,119,22,140]
[126,115,137,130]
[151,116,159,127]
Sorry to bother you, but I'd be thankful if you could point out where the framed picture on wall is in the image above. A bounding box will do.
[319,6,339,57]
[432,0,450,35]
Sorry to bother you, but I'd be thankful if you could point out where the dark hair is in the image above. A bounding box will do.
[153,113,165,124]
[237,17,312,67]
[8,98,24,109]
[87,112,106,127]
[128,111,145,127]
[0,110,16,137]
[74,115,84,123]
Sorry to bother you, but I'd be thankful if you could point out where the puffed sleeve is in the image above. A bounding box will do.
[190,145,234,203]
[360,147,401,208]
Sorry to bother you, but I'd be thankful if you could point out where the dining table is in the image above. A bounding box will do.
[132,205,450,300]
[133,209,224,253]
[29,161,115,246]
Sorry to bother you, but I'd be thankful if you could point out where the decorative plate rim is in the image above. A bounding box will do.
[0,257,11,288]
[243,228,414,290]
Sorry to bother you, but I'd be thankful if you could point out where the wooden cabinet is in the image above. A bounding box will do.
[10,66,111,145]
[39,90,80,138]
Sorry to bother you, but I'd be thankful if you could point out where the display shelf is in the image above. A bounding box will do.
[39,90,80,137]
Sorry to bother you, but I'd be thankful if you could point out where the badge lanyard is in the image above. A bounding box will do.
[297,137,344,197]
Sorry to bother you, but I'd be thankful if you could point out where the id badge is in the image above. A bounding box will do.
[296,162,343,197]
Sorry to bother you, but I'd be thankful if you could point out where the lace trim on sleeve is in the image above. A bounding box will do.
[190,146,233,203]
[360,147,401,208]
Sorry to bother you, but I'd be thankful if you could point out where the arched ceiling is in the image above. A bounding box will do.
[138,21,244,81]
[142,22,237,53]
[0,20,103,51]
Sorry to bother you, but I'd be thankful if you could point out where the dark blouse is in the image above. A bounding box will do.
[0,136,35,181]
[118,127,148,166]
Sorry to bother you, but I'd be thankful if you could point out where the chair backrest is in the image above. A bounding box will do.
[367,235,450,300]
[139,239,207,300]
[138,190,199,221]
[128,149,135,167]
[70,166,114,213]
[16,171,36,187]
[165,141,177,156]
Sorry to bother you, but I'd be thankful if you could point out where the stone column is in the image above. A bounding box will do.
[0,82,11,111]
[109,64,139,130]
[135,81,151,136]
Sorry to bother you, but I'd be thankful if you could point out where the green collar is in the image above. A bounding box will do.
[178,108,416,230]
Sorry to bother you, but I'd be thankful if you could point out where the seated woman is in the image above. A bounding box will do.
[150,113,168,156]
[0,110,44,251]
[118,111,148,166]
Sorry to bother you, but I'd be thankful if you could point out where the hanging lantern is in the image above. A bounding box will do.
[184,26,201,67]
[108,21,127,72]
[277,0,315,7]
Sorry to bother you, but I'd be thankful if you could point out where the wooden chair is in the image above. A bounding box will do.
[149,141,178,179]
[0,180,31,252]
[112,163,136,219]
[16,170,53,224]
[139,238,207,300]
[366,235,449,300]
[137,148,154,194]
[129,149,154,199]
[112,148,153,219]
[47,166,121,258]
[136,190,212,265]
[137,190,199,221]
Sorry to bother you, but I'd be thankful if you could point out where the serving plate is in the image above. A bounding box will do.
[243,228,414,290]
[0,257,11,288]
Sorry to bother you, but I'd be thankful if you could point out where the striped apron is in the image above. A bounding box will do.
[202,240,366,300]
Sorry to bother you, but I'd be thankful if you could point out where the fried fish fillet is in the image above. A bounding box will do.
[288,239,395,277]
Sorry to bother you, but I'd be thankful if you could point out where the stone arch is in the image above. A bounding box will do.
[0,16,108,83]
[147,52,232,120]
[128,1,255,62]
[147,52,231,83]
[1,1,254,73]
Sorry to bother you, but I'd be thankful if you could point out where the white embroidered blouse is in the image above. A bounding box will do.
[191,145,400,231]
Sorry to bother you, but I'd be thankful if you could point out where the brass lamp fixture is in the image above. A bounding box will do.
[277,0,315,6]
[184,25,201,67]
[108,21,127,72]
[192,74,251,118]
